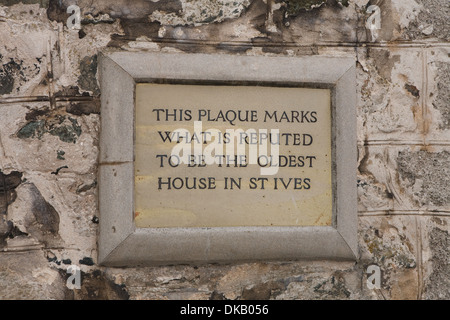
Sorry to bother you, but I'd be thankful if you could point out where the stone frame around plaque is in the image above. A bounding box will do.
[97,52,357,266]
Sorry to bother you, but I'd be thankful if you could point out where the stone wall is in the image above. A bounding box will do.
[0,0,448,300]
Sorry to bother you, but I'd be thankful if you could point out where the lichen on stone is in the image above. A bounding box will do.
[78,55,99,96]
[17,114,82,144]
[16,120,46,140]
[362,223,416,270]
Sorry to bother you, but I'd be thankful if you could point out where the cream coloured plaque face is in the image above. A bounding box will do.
[134,84,332,228]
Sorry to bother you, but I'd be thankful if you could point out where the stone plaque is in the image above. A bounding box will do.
[134,84,332,228]
[98,52,357,266]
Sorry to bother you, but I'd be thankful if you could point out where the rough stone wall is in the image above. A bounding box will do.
[0,0,448,300]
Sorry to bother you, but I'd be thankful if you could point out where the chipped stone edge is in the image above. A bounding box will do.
[97,52,357,266]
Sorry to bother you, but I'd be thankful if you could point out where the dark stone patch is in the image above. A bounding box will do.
[405,83,420,98]
[57,150,65,160]
[397,150,450,207]
[241,281,285,300]
[25,107,51,121]
[284,0,326,16]
[271,0,360,43]
[358,146,370,175]
[261,46,286,54]
[48,117,82,143]
[17,120,46,140]
[46,252,59,264]
[18,110,83,144]
[0,218,13,247]
[313,273,351,299]
[251,37,281,51]
[0,171,23,194]
[209,291,226,300]
[116,18,162,41]
[249,0,269,28]
[54,118,81,142]
[28,184,60,235]
[0,55,41,96]
[431,216,447,227]
[157,40,220,54]
[11,183,62,248]
[62,269,129,300]
[424,227,450,299]
[23,106,50,122]
[76,180,97,194]
[78,29,87,39]
[0,171,23,215]
[46,0,69,23]
[66,100,100,116]
[78,55,99,96]
[241,283,272,300]
[0,58,23,95]
[54,86,81,97]
[79,257,94,266]
[216,43,253,53]
[368,48,400,82]
[282,1,323,24]
[250,35,291,54]
[239,276,304,300]
[0,218,27,248]
[8,225,28,238]
[145,0,183,16]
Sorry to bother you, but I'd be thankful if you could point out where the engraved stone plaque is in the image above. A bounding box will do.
[98,52,357,266]
[134,84,332,228]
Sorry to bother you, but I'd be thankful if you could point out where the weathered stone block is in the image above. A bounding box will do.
[0,5,54,97]
[105,261,361,300]
[359,215,419,300]
[425,47,450,141]
[356,0,448,42]
[356,47,424,143]
[359,145,450,213]
[278,0,359,44]
[421,216,450,300]
[397,149,450,210]
[0,102,99,174]
[0,251,66,299]
[402,0,450,41]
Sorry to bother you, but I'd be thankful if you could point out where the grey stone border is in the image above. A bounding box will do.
[98,52,357,266]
